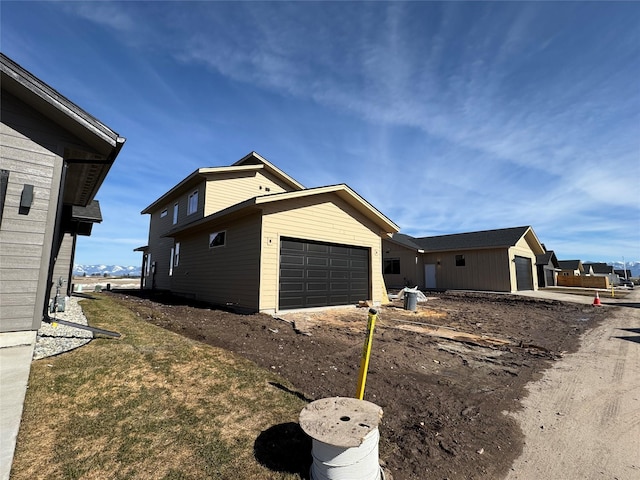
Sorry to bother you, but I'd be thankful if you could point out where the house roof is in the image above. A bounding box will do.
[162,184,399,238]
[614,269,632,278]
[141,152,305,214]
[536,250,559,268]
[558,260,582,270]
[393,226,544,254]
[385,233,424,252]
[583,263,613,274]
[71,201,102,223]
[1,53,125,207]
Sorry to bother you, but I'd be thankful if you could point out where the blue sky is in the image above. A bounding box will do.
[2,1,638,265]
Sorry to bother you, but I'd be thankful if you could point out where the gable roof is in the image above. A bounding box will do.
[558,260,582,270]
[162,184,399,238]
[614,269,632,278]
[1,53,125,207]
[141,152,305,214]
[536,250,559,268]
[396,226,544,254]
[583,262,613,274]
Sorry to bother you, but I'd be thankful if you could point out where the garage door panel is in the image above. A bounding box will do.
[351,259,368,269]
[282,240,305,251]
[307,295,330,307]
[308,243,329,253]
[515,256,533,291]
[330,245,351,256]
[329,295,349,304]
[279,238,370,309]
[307,270,328,279]
[307,256,329,267]
[331,271,349,279]
[307,282,329,292]
[330,258,349,268]
[280,254,304,266]
[281,269,304,278]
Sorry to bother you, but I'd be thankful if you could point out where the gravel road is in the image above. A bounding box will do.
[505,288,640,480]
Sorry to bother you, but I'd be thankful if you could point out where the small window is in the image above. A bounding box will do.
[169,247,174,276]
[188,190,198,215]
[455,255,465,267]
[160,209,168,218]
[209,231,226,249]
[383,258,400,274]
[174,242,180,267]
[173,203,178,224]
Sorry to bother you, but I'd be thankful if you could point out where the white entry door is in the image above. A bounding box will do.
[425,264,437,289]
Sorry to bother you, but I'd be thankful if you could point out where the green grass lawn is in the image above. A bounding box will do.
[11,294,309,480]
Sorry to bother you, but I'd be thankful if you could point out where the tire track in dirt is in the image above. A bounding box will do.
[505,292,640,480]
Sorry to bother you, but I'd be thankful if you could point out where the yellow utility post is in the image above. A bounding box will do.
[356,308,378,400]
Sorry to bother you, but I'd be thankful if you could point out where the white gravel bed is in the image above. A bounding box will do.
[33,296,93,360]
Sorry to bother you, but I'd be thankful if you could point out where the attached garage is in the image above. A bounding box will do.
[514,256,534,290]
[279,238,369,309]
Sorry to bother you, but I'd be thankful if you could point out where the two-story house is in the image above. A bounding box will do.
[138,152,399,313]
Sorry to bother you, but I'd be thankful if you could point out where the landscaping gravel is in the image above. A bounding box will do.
[33,296,93,360]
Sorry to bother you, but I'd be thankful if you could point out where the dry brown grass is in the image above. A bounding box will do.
[11,294,307,480]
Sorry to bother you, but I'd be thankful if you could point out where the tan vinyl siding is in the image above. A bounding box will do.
[382,242,424,289]
[0,92,66,331]
[423,249,511,292]
[204,170,292,216]
[509,236,539,291]
[170,212,262,310]
[259,194,384,313]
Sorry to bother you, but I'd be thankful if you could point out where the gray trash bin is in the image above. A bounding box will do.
[403,290,417,311]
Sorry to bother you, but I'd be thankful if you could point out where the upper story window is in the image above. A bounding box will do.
[160,209,168,218]
[188,190,198,215]
[209,231,226,249]
[455,254,465,267]
[173,203,178,225]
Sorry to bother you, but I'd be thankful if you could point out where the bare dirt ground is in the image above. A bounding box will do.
[105,290,611,480]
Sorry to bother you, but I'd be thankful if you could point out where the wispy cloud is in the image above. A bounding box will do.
[12,1,636,263]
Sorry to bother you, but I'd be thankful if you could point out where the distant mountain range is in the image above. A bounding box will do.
[602,261,640,278]
[73,264,142,277]
[73,261,639,279]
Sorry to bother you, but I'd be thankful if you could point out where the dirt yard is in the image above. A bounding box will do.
[105,290,609,480]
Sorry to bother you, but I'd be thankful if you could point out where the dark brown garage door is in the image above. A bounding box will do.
[279,238,370,309]
[515,256,534,290]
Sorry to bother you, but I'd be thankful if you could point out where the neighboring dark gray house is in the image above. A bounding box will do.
[0,53,124,340]
[557,260,584,276]
[536,249,560,287]
[583,262,617,285]
[383,226,545,292]
[582,262,614,275]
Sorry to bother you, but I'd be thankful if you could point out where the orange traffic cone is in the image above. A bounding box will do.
[593,291,602,306]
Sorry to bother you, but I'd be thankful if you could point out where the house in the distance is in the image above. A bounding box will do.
[138,152,399,313]
[536,248,560,287]
[557,260,584,277]
[583,262,616,285]
[382,226,545,292]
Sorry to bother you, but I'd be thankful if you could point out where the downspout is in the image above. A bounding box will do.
[67,233,77,296]
[42,160,68,321]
